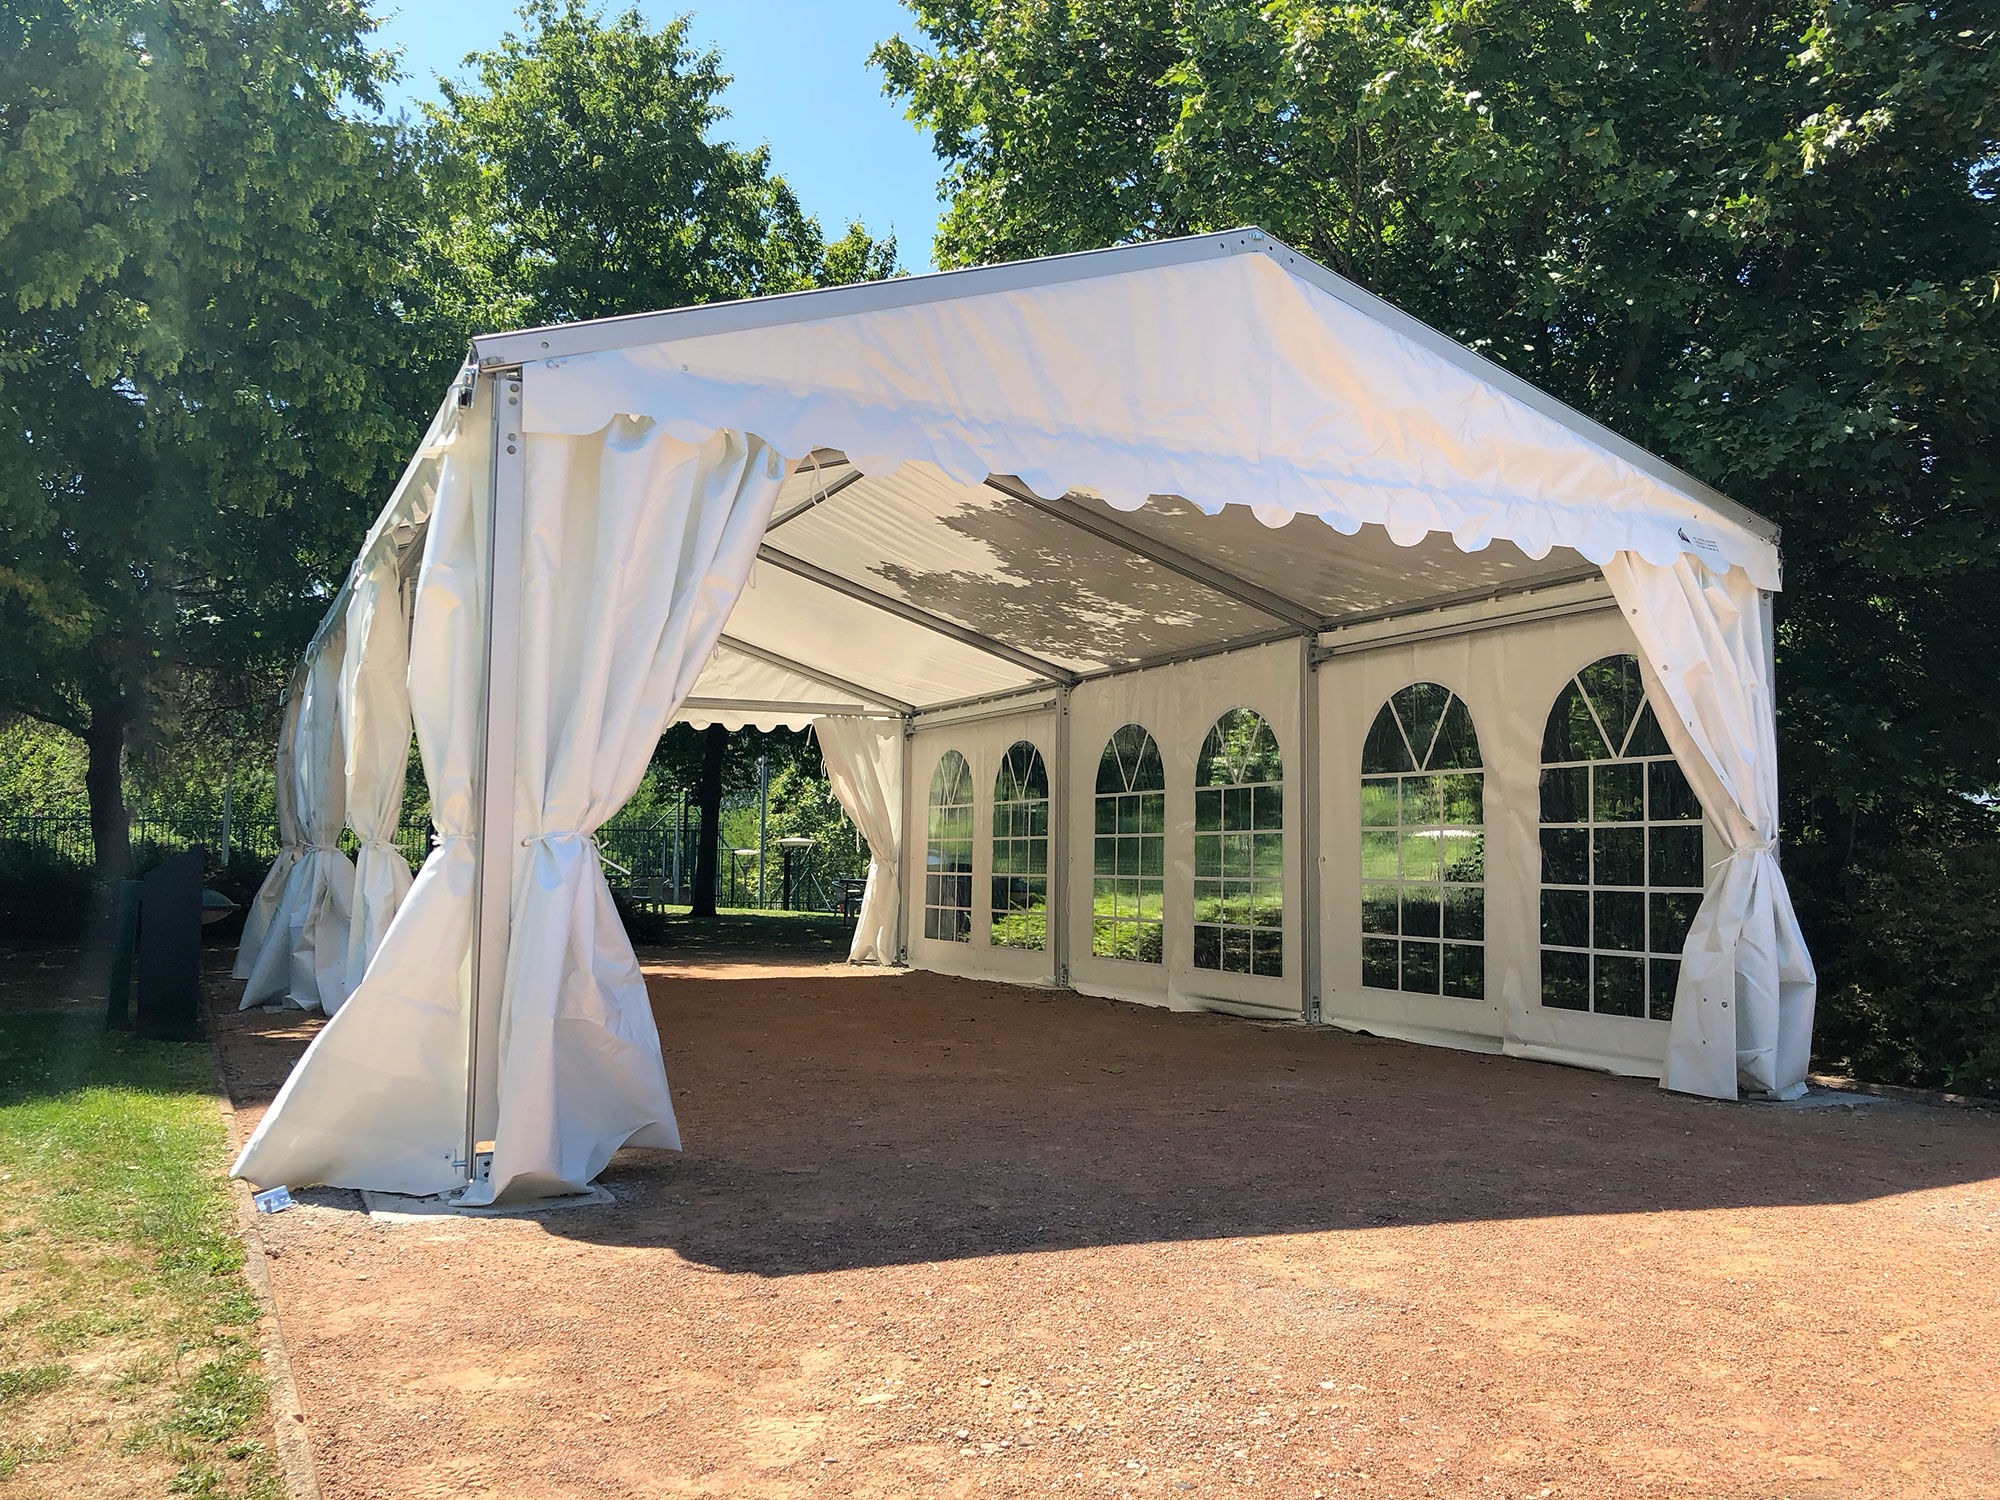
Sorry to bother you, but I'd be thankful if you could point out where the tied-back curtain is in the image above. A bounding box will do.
[1601,553,1817,1100]
[233,678,305,980]
[241,629,355,1010]
[233,402,488,1196]
[466,419,786,1206]
[338,544,417,1006]
[814,716,903,964]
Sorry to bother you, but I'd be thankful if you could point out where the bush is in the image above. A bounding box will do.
[1812,839,2000,1099]
[0,845,96,941]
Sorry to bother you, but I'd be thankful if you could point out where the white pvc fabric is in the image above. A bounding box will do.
[240,627,353,1010]
[813,717,903,964]
[1602,556,1818,1100]
[232,679,304,982]
[235,393,488,1194]
[337,543,416,1006]
[235,407,787,1202]
[518,248,1778,589]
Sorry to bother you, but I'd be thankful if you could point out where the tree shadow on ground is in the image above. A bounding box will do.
[538,963,2000,1276]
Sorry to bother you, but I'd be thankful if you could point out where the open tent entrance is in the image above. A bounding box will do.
[231,229,1815,1207]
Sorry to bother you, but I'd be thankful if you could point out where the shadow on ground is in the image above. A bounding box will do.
[206,944,2000,1277]
[537,960,2000,1276]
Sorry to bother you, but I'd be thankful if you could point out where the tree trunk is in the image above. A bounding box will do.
[690,723,726,919]
[83,696,131,885]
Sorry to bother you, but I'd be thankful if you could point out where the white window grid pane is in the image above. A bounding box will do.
[1194,773,1282,975]
[1092,791,1163,965]
[1539,750,1705,1020]
[1360,767,1484,998]
[991,786,1049,950]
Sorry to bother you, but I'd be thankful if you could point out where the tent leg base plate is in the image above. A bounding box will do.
[360,1183,614,1224]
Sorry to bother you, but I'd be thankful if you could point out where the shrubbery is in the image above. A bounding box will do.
[1811,840,2000,1099]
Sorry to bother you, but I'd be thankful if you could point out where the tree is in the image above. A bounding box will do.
[0,0,442,883]
[877,0,2000,864]
[423,0,898,329]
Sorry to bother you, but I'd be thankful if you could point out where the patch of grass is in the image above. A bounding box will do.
[618,903,857,954]
[0,949,277,1498]
[0,1362,68,1404]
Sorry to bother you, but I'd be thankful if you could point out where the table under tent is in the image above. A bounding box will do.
[231,229,1816,1207]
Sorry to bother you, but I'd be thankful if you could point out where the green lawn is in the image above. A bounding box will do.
[0,945,278,1498]
[617,903,857,955]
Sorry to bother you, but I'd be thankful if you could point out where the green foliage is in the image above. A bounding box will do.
[1812,836,2000,1097]
[0,0,453,873]
[0,717,87,817]
[423,1,898,329]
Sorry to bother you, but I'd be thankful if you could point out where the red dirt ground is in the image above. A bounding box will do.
[211,950,2000,1500]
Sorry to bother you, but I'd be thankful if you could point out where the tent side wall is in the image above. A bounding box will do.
[894,584,1725,1083]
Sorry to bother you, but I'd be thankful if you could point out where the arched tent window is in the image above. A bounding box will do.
[924,749,974,943]
[991,741,1050,950]
[1540,655,1704,1019]
[1360,684,1485,999]
[1194,709,1283,976]
[1092,725,1165,963]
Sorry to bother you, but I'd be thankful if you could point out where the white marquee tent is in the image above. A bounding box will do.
[232,230,1816,1206]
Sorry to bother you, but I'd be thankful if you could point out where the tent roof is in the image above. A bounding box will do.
[455,229,1781,727]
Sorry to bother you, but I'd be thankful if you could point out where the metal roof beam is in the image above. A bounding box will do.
[714,633,917,717]
[755,545,1082,687]
[766,463,866,532]
[983,476,1325,632]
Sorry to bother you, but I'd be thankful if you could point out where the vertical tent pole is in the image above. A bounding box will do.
[895,715,913,963]
[1052,684,1071,987]
[1298,633,1323,1024]
[757,753,769,908]
[464,367,526,1187]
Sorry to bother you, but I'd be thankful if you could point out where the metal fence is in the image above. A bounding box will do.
[0,814,433,871]
[0,808,849,913]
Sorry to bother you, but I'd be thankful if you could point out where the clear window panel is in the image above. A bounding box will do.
[1594,954,1646,1017]
[1443,943,1485,1000]
[1542,949,1589,1010]
[1362,938,1399,989]
[1401,939,1440,994]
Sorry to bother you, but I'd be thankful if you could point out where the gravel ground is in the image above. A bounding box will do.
[212,951,2000,1500]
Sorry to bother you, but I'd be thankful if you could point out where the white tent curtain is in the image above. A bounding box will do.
[234,398,489,1195]
[1602,553,1817,1099]
[240,627,354,1010]
[464,419,785,1205]
[338,543,417,1006]
[232,676,305,981]
[814,716,903,964]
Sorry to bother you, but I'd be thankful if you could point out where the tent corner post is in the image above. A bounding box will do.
[894,714,913,965]
[1052,684,1071,989]
[465,366,527,1190]
[1298,633,1323,1026]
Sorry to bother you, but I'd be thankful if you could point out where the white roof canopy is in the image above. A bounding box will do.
[467,228,1778,729]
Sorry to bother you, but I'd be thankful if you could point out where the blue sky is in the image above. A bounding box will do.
[368,1,946,271]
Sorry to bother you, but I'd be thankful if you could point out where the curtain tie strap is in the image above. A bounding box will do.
[1734,837,1777,857]
[521,831,598,849]
[304,842,343,854]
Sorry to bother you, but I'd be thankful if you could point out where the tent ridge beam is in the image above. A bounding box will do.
[754,545,1083,687]
[982,476,1325,632]
[715,632,917,717]
[767,464,867,532]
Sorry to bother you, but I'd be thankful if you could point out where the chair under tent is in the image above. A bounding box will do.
[231,229,1815,1207]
